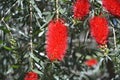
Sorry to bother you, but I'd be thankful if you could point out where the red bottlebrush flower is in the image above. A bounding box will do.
[85,59,98,67]
[73,0,90,20]
[89,16,109,45]
[24,72,38,80]
[102,0,120,17]
[46,19,68,61]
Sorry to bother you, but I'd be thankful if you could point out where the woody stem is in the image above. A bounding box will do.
[56,0,59,19]
[29,0,33,70]
[112,27,117,48]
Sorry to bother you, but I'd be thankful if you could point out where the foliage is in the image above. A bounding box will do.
[0,0,120,80]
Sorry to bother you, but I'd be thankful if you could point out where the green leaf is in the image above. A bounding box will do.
[32,69,43,75]
[3,46,13,51]
[0,26,10,33]
[31,0,42,18]
[0,40,3,44]
[30,53,40,63]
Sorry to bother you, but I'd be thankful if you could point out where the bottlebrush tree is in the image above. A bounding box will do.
[0,0,120,80]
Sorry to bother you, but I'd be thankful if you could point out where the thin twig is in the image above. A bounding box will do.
[1,19,13,38]
[112,27,117,48]
[84,30,89,43]
[56,0,59,19]
[29,0,33,69]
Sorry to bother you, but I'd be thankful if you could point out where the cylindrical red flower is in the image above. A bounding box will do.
[89,16,109,45]
[85,59,98,67]
[24,72,38,80]
[46,19,68,61]
[102,0,120,17]
[73,0,90,20]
